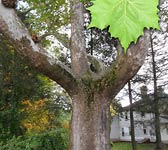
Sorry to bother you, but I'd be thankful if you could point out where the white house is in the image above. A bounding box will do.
[110,111,168,144]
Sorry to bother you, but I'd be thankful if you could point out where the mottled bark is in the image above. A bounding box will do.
[98,30,150,99]
[70,0,89,78]
[69,89,111,150]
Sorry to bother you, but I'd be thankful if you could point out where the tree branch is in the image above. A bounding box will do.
[99,30,151,99]
[0,3,77,94]
[70,0,89,78]
[40,32,70,49]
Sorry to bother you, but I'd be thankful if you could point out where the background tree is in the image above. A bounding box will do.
[128,81,137,150]
[150,31,162,150]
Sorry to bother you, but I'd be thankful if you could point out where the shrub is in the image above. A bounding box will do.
[0,128,69,150]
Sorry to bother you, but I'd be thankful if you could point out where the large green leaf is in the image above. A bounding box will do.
[87,0,159,51]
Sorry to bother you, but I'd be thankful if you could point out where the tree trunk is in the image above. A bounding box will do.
[150,32,162,150]
[128,81,137,150]
[69,90,111,150]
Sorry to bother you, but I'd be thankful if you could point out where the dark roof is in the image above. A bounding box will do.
[121,96,168,114]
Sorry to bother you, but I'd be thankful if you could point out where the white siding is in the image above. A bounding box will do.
[110,115,120,141]
[110,112,168,143]
[161,127,168,143]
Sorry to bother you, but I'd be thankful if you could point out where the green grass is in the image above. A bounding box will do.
[112,142,168,150]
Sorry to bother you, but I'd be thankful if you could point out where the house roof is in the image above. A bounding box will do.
[121,99,154,113]
[160,115,168,124]
[121,95,168,114]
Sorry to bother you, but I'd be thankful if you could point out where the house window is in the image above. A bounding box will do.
[120,113,123,118]
[125,112,128,120]
[129,127,131,135]
[122,128,125,136]
[149,130,152,136]
[150,129,155,136]
[141,112,145,117]
[143,128,147,135]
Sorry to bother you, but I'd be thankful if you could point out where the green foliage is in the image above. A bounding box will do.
[87,0,159,51]
[0,128,12,142]
[20,0,69,31]
[0,35,72,142]
[17,0,70,48]
[0,36,53,140]
[0,129,69,150]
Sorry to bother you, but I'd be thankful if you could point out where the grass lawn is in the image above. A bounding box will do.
[112,142,168,150]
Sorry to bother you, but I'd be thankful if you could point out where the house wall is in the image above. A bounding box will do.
[119,113,131,141]
[110,115,120,141]
[161,126,168,143]
[110,112,168,143]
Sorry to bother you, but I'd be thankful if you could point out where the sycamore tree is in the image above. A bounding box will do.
[0,0,162,150]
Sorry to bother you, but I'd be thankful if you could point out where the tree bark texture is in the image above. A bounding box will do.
[70,0,89,78]
[69,90,111,150]
[0,0,152,150]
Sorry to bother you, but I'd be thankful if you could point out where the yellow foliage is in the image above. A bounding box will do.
[110,104,117,117]
[4,76,10,82]
[21,100,33,108]
[61,120,69,129]
[21,99,55,135]
[7,89,12,93]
